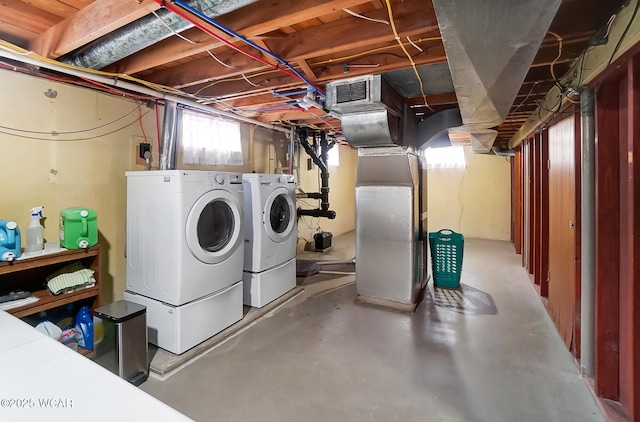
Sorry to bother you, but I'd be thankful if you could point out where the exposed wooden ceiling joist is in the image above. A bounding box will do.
[29,0,161,58]
[104,0,373,75]
[0,0,624,145]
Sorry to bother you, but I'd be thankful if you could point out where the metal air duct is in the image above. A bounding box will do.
[417,108,462,149]
[355,147,425,309]
[325,75,405,148]
[160,101,179,170]
[468,129,499,154]
[60,0,257,69]
[432,0,561,145]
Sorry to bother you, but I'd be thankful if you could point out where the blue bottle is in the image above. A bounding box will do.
[75,306,94,350]
[0,220,21,262]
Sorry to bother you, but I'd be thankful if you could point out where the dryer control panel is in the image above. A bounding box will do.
[207,172,242,187]
[277,175,295,185]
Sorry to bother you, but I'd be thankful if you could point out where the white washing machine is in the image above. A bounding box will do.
[243,173,297,307]
[123,170,244,354]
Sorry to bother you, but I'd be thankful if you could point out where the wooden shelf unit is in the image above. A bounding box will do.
[0,245,101,318]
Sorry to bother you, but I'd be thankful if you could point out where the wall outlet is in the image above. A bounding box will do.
[135,142,150,166]
[139,142,151,159]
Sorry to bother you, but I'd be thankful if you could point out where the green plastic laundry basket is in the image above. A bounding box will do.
[429,229,464,289]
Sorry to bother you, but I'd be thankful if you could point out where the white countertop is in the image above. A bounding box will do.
[0,311,193,422]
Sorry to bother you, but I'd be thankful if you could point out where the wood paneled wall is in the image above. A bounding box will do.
[593,53,640,419]
[510,47,640,420]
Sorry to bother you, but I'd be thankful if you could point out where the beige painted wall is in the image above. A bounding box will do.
[0,69,357,302]
[0,69,157,302]
[427,146,511,241]
[296,143,357,250]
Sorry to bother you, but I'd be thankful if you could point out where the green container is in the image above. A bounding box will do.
[429,229,464,289]
[59,207,98,249]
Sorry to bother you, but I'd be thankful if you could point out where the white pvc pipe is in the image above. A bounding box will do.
[0,47,290,135]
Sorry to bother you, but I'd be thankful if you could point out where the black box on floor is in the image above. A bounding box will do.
[314,232,333,250]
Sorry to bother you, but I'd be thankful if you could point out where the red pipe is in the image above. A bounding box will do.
[154,0,314,91]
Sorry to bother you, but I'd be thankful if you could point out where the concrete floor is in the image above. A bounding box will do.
[140,233,603,422]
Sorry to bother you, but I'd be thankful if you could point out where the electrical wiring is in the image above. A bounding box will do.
[162,0,325,96]
[310,36,440,66]
[237,101,302,113]
[0,40,185,96]
[241,73,260,87]
[191,69,276,96]
[0,103,144,135]
[304,107,341,133]
[604,13,618,38]
[606,0,640,70]
[206,50,236,68]
[138,103,148,143]
[506,81,540,133]
[406,36,423,53]
[548,31,563,84]
[0,110,153,141]
[77,76,158,101]
[0,39,292,134]
[384,0,431,110]
[343,8,389,25]
[152,10,197,44]
[545,31,582,105]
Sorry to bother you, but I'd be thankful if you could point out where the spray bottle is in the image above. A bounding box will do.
[25,206,45,253]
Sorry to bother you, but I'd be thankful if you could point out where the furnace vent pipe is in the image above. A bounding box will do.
[580,86,595,377]
[160,101,179,170]
[297,129,336,220]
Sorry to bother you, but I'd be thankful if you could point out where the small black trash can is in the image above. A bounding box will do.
[94,300,148,386]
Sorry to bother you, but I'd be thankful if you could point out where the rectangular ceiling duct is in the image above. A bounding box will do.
[326,75,406,148]
[432,0,561,130]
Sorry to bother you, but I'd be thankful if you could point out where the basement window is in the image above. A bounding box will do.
[327,145,339,167]
[424,146,466,169]
[180,109,243,166]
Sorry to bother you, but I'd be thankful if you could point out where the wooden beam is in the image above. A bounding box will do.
[15,0,80,18]
[266,0,437,61]
[222,92,293,108]
[185,45,446,99]
[256,110,329,121]
[105,0,373,74]
[253,39,280,67]
[0,0,62,35]
[144,1,437,88]
[297,59,318,83]
[29,0,160,58]
[406,92,458,107]
[155,50,269,90]
[312,44,446,82]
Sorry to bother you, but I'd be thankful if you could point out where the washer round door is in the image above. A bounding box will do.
[186,189,243,264]
[263,187,295,243]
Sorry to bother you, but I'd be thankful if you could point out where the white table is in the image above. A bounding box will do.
[0,310,193,421]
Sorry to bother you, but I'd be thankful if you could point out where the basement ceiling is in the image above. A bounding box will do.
[0,0,625,150]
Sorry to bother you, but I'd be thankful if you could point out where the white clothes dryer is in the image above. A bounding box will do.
[124,170,244,354]
[242,173,296,307]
